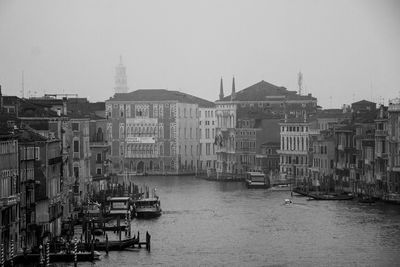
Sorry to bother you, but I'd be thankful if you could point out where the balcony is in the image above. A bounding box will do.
[376,151,388,159]
[389,166,400,172]
[0,194,20,208]
[309,166,319,172]
[375,130,388,137]
[90,141,110,148]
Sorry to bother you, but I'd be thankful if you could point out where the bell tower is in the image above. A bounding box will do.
[114,56,129,94]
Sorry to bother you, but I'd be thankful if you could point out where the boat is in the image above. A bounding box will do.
[133,196,162,218]
[284,199,293,205]
[93,237,139,251]
[308,193,354,201]
[106,196,133,218]
[244,171,270,189]
[15,251,100,264]
[358,197,375,204]
[271,184,291,191]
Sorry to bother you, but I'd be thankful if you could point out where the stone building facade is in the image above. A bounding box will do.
[106,89,213,175]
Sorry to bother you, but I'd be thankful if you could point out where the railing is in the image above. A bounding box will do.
[0,195,20,208]
[375,130,388,136]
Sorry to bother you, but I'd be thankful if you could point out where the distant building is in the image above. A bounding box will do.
[215,79,318,178]
[114,56,129,94]
[351,100,376,114]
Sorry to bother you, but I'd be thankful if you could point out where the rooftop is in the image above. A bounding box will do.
[108,89,215,108]
[218,80,317,102]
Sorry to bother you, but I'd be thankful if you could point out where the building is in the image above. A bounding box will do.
[89,117,111,192]
[386,99,400,201]
[256,142,280,182]
[198,106,217,173]
[17,130,43,252]
[67,117,91,205]
[309,130,336,192]
[0,133,20,260]
[277,114,317,188]
[216,79,318,178]
[374,105,388,197]
[106,89,213,175]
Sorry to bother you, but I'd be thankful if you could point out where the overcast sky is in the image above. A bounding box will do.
[0,0,399,108]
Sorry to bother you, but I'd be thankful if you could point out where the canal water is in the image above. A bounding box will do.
[63,175,400,266]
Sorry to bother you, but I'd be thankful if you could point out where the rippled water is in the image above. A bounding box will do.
[59,176,400,266]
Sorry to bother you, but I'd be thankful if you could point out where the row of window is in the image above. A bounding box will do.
[199,120,215,126]
[280,155,308,165]
[200,110,214,118]
[281,136,309,152]
[20,147,40,160]
[0,140,17,155]
[198,143,215,156]
[281,126,309,132]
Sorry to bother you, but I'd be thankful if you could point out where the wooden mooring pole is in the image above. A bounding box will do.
[146,231,151,252]
[105,234,109,255]
[0,243,4,267]
[74,238,78,267]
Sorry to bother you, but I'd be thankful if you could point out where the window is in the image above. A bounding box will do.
[73,166,79,178]
[96,168,102,175]
[96,153,102,163]
[73,140,79,153]
[72,123,79,131]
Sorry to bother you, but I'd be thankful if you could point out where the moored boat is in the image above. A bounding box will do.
[244,171,270,189]
[308,193,354,201]
[106,196,133,218]
[133,197,162,218]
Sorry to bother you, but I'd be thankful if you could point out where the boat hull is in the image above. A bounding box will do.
[245,181,269,189]
[135,209,162,218]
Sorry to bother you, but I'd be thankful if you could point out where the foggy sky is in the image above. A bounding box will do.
[0,0,399,108]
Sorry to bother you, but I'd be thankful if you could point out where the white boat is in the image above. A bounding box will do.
[284,199,293,205]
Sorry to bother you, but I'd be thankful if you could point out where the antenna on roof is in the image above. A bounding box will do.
[297,71,303,96]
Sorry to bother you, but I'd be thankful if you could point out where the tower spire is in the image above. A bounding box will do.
[219,77,224,100]
[114,56,129,94]
[231,76,236,101]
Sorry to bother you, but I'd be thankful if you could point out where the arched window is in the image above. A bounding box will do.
[96,128,104,142]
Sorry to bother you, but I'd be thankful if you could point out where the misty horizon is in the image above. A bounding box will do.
[1,0,399,108]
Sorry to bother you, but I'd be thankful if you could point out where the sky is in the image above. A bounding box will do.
[0,0,399,108]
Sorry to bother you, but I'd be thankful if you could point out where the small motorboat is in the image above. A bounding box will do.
[284,199,293,205]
